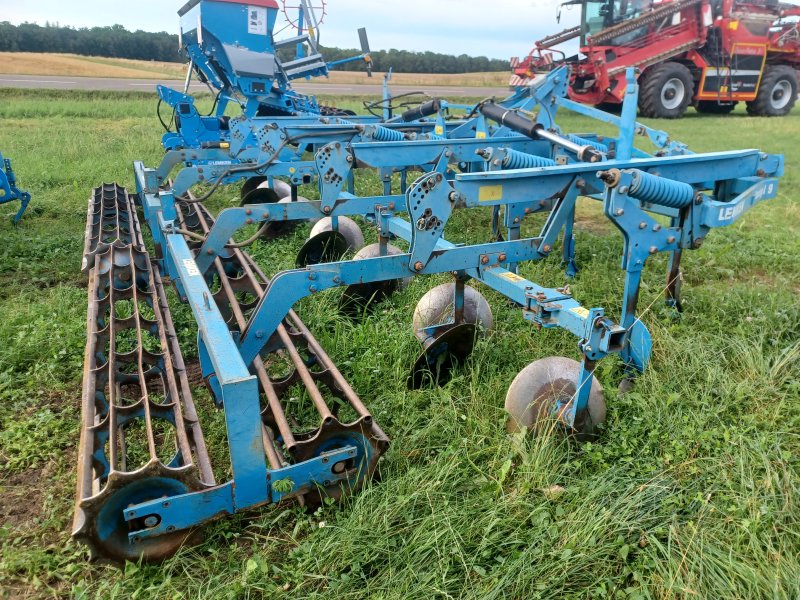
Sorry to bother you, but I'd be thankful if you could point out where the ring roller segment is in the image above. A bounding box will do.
[175,196,389,501]
[74,184,214,564]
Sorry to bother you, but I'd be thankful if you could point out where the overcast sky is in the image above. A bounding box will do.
[0,0,581,60]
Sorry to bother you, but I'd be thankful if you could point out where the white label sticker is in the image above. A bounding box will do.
[183,259,200,277]
[248,6,267,35]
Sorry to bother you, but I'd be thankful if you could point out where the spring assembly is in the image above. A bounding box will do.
[566,134,608,154]
[503,148,557,169]
[364,124,407,142]
[625,169,695,208]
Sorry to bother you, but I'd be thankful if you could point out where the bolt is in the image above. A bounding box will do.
[206,248,214,255]
[542,245,552,253]
[493,159,502,166]
[693,238,704,249]
[144,516,159,528]
[618,186,629,194]
[262,212,269,219]
[653,224,662,232]
[576,178,586,189]
[639,222,647,229]
[414,261,424,271]
[309,285,318,293]
[524,207,532,214]
[499,253,507,262]
[449,191,458,203]
[481,255,489,265]
[513,217,520,224]
[246,218,253,225]
[388,202,396,210]
[649,246,658,254]
[615,208,624,216]
[695,192,704,205]
[667,236,676,244]
[245,209,252,215]
[323,206,332,214]
[346,155,354,163]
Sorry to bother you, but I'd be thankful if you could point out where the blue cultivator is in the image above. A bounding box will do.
[73,5,784,564]
[0,152,31,224]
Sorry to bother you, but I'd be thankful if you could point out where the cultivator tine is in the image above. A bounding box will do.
[175,196,389,503]
[73,186,214,564]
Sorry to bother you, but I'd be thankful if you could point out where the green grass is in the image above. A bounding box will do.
[0,87,798,599]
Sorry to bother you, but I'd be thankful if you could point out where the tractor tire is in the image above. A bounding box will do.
[638,62,694,119]
[746,65,798,117]
[695,100,737,114]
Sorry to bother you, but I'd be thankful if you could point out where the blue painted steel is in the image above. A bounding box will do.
[0,152,31,224]
[99,64,785,551]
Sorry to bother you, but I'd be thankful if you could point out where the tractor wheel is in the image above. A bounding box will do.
[695,100,737,114]
[746,65,798,117]
[638,62,694,119]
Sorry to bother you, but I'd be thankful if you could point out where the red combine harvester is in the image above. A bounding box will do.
[511,0,800,117]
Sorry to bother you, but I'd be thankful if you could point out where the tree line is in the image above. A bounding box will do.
[0,22,509,73]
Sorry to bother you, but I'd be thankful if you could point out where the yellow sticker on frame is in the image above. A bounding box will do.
[479,185,503,202]
[570,307,590,318]
[500,271,525,283]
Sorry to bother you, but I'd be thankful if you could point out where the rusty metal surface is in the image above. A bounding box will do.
[73,186,214,564]
[175,196,388,504]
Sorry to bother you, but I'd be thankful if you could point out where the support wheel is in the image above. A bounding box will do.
[638,62,694,119]
[241,189,303,239]
[746,65,797,117]
[505,357,606,440]
[240,176,268,201]
[309,217,364,252]
[408,283,493,388]
[340,243,410,315]
[695,101,737,114]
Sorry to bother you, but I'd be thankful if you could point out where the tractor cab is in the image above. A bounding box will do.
[580,0,654,44]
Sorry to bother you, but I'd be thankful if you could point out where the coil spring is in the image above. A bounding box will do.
[368,125,407,142]
[566,134,608,153]
[626,169,695,208]
[502,148,557,169]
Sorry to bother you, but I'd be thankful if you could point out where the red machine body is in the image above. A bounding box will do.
[512,0,800,116]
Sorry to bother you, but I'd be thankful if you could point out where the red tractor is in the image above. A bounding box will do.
[511,0,800,117]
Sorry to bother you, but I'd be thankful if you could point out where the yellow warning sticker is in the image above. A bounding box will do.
[435,125,444,135]
[476,131,487,139]
[479,185,503,202]
[500,271,525,283]
[289,167,296,174]
[570,307,590,318]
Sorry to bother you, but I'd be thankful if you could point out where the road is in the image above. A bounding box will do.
[0,74,509,98]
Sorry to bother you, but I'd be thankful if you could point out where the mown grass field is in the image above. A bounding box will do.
[0,87,798,599]
[0,53,509,87]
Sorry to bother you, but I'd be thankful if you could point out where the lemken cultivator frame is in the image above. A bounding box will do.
[72,0,784,566]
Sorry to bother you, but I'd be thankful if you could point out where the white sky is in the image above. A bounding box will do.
[0,0,581,60]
